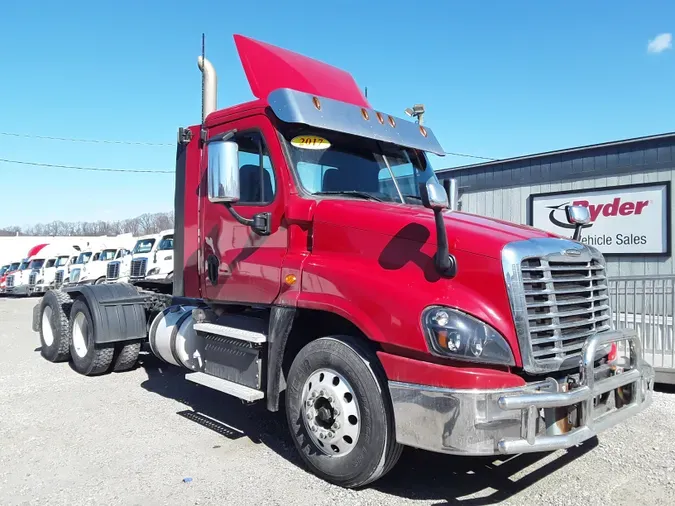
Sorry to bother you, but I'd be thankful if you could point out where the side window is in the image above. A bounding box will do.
[235,131,276,204]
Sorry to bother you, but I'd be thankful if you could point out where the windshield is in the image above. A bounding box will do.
[9,262,20,271]
[29,259,45,270]
[133,238,155,254]
[46,259,56,268]
[280,126,437,204]
[158,235,173,251]
[0,266,8,276]
[56,256,70,267]
[19,261,30,270]
[99,249,117,261]
[75,252,92,265]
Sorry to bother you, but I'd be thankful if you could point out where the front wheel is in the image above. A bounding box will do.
[285,336,402,488]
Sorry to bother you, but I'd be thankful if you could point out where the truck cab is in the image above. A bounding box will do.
[106,230,173,289]
[0,262,19,294]
[66,250,99,286]
[33,246,82,295]
[33,34,654,489]
[6,244,48,295]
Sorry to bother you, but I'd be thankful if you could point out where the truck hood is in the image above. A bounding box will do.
[313,200,560,260]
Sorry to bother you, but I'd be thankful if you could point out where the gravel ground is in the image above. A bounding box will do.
[0,296,674,506]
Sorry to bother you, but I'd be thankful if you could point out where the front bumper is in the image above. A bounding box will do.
[8,284,31,296]
[389,329,654,456]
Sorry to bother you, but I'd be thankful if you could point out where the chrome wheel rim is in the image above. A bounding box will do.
[301,368,361,456]
[72,312,88,358]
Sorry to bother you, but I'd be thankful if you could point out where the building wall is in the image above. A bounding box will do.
[437,135,675,278]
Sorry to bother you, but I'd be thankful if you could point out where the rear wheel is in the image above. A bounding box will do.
[39,290,72,362]
[112,342,141,372]
[69,298,114,376]
[285,336,402,488]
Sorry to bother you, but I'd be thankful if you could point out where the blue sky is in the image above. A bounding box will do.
[1,0,673,228]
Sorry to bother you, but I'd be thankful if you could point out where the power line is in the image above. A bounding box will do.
[0,131,173,147]
[444,151,498,161]
[0,158,173,174]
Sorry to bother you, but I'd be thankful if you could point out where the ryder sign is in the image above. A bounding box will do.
[529,182,670,255]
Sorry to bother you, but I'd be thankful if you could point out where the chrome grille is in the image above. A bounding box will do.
[107,261,120,280]
[29,272,37,286]
[503,238,612,374]
[6,275,14,288]
[55,270,64,286]
[130,258,147,278]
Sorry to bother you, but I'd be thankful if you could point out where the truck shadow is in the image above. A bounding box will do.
[137,352,597,502]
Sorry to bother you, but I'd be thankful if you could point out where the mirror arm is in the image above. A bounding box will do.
[223,204,271,236]
[433,210,457,278]
[204,129,237,146]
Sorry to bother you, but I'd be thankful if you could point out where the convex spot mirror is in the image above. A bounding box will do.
[207,140,240,203]
[420,179,449,211]
[565,205,591,225]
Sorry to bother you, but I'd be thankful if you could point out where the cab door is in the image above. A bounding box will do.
[200,115,288,304]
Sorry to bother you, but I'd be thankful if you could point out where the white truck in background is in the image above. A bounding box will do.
[32,245,82,295]
[106,229,174,289]
[6,244,49,296]
[75,234,135,286]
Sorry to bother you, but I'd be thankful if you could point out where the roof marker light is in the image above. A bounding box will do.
[361,108,370,121]
[312,96,321,110]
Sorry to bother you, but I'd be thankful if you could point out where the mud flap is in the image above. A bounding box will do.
[64,283,148,344]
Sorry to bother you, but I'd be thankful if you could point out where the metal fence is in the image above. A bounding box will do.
[609,275,675,382]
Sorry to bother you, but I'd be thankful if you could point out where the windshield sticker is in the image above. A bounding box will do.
[291,135,331,150]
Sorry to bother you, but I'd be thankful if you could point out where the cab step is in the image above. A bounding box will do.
[193,322,267,344]
[185,372,264,402]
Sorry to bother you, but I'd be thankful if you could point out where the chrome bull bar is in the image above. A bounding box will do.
[497,329,654,454]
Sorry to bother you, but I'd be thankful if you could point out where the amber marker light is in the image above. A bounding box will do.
[285,274,297,286]
[361,108,370,120]
[420,125,428,137]
[388,115,396,127]
[312,96,321,110]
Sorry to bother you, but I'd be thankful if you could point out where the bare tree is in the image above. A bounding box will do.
[1,212,175,237]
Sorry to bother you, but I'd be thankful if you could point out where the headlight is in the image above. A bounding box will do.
[422,307,515,366]
[147,268,160,276]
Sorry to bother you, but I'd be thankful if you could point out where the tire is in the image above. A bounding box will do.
[39,290,73,363]
[69,298,114,376]
[285,336,402,488]
[94,277,106,285]
[112,342,141,372]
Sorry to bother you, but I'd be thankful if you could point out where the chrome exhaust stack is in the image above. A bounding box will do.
[197,56,217,123]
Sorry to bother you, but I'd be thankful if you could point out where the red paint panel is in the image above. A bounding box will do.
[377,352,526,390]
[233,34,369,108]
[181,125,203,300]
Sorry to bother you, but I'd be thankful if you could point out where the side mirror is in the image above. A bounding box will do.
[417,180,457,278]
[419,179,449,211]
[207,140,240,203]
[565,205,591,241]
[565,205,591,225]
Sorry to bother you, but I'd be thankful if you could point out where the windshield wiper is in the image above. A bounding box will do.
[401,194,422,201]
[313,191,383,202]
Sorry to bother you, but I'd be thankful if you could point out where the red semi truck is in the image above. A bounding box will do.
[32,34,654,488]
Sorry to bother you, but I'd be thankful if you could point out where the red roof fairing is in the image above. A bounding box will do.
[233,34,370,108]
[27,243,48,258]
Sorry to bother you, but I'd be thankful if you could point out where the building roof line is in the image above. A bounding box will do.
[438,131,675,174]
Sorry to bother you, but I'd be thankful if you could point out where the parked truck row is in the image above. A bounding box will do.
[0,230,174,296]
[30,34,654,489]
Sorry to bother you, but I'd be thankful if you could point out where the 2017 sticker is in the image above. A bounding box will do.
[291,135,331,150]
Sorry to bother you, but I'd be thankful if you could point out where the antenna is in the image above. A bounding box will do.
[365,86,368,99]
